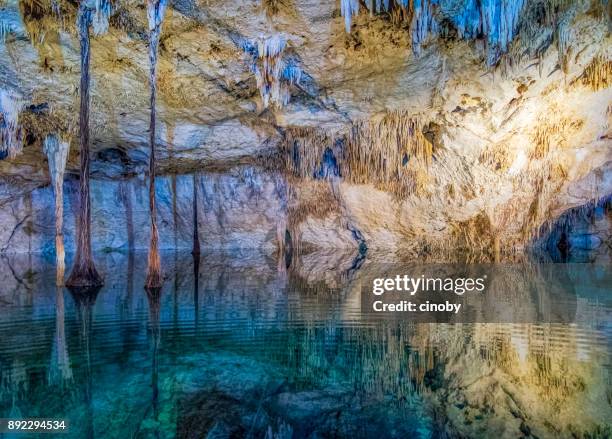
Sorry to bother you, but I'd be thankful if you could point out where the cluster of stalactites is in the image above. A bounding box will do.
[147,0,168,32]
[411,0,439,55]
[92,0,111,35]
[345,111,433,195]
[556,13,574,73]
[0,88,25,160]
[0,17,13,43]
[340,0,360,33]
[241,34,302,109]
[78,0,112,36]
[339,0,529,62]
[452,0,526,65]
[282,112,434,198]
[43,134,70,187]
[340,0,440,54]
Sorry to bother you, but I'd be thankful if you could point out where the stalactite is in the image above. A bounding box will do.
[282,127,335,179]
[66,1,109,288]
[450,211,496,254]
[0,88,25,159]
[145,0,168,289]
[192,173,200,256]
[44,134,70,286]
[18,0,62,48]
[521,159,569,242]
[339,0,440,55]
[241,35,302,108]
[282,112,433,198]
[556,16,573,74]
[479,142,513,172]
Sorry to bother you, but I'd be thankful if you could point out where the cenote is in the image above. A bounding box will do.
[1,0,611,437]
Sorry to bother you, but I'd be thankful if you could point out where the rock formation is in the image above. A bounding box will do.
[0,0,609,259]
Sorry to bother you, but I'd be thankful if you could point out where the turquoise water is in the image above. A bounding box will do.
[0,251,610,438]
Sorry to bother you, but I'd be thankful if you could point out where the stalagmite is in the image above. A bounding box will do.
[44,135,70,286]
[145,0,168,289]
[66,0,110,288]
[0,88,25,159]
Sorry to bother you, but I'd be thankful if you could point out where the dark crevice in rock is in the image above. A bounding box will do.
[539,193,611,262]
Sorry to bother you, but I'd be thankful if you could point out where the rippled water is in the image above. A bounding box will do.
[0,250,610,438]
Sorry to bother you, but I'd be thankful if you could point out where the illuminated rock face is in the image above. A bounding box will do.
[0,0,610,255]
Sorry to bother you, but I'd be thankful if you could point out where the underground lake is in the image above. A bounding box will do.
[1,0,611,437]
[0,249,611,438]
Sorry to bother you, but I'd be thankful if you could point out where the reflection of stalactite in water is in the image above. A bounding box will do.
[68,285,101,439]
[145,287,162,439]
[173,264,178,330]
[193,253,200,330]
[266,314,609,435]
[49,285,72,386]
[273,174,290,272]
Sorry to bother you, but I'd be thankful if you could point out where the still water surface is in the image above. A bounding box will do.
[0,250,610,438]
